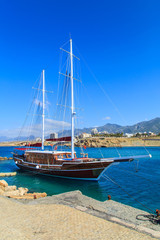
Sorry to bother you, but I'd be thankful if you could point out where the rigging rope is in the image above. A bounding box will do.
[115,165,160,187]
[17,72,42,142]
[72,41,152,159]
[27,72,43,141]
[73,42,127,125]
[102,173,155,214]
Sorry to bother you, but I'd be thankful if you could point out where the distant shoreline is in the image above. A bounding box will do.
[1,136,160,147]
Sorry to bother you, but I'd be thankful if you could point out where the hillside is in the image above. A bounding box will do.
[1,117,160,142]
[97,117,160,134]
[59,117,160,136]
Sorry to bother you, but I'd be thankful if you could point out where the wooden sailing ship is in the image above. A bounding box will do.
[13,39,151,180]
[13,148,150,180]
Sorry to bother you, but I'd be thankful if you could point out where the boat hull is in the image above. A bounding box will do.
[13,157,110,180]
[14,152,149,180]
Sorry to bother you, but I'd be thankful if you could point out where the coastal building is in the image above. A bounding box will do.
[100,131,108,135]
[91,128,98,135]
[35,137,41,141]
[148,131,156,136]
[79,133,91,138]
[135,132,149,137]
[50,133,58,139]
[124,133,134,138]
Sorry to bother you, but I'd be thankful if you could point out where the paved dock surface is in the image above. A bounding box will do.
[0,197,158,240]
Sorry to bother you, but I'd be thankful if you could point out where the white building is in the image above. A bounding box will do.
[124,133,134,138]
[79,133,91,138]
[35,137,41,142]
[148,131,156,136]
[91,128,98,135]
[100,131,108,134]
[50,133,58,139]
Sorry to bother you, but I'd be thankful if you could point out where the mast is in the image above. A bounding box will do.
[42,69,45,150]
[70,39,75,159]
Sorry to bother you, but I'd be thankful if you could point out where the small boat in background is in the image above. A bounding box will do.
[13,39,151,180]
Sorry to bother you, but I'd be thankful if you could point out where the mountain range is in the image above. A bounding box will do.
[1,117,160,142]
[59,117,160,136]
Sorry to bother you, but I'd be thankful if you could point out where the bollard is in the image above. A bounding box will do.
[34,194,37,199]
[108,195,111,200]
[156,209,160,217]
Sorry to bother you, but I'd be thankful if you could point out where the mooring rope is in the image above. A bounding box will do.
[136,214,160,225]
[115,165,160,187]
[102,173,156,215]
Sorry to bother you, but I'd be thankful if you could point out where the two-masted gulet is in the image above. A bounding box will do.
[13,39,152,180]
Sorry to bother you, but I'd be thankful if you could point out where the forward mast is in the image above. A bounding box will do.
[42,69,45,151]
[70,39,75,159]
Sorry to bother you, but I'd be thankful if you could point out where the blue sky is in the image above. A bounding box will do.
[0,0,160,137]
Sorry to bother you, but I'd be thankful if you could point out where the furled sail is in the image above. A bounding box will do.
[45,136,71,142]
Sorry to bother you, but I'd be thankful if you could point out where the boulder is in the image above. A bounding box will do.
[0,172,17,177]
[5,186,17,192]
[0,180,46,199]
[8,195,35,200]
[9,192,47,199]
[91,143,97,148]
[18,187,28,196]
[24,192,47,199]
[33,192,47,198]
[0,180,8,188]
[3,190,20,197]
[0,188,4,195]
[0,156,12,161]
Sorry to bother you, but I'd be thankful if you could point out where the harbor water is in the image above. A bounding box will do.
[0,146,160,213]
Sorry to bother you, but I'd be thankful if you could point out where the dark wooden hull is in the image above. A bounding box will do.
[13,150,151,180]
[13,157,111,180]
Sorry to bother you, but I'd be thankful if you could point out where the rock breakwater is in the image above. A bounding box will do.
[75,136,160,148]
[1,136,160,147]
[0,180,47,199]
[0,172,17,177]
[0,156,13,160]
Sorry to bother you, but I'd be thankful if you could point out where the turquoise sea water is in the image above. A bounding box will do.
[0,146,160,213]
